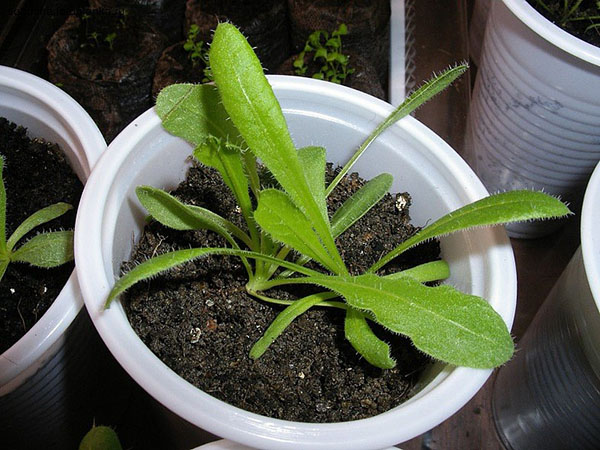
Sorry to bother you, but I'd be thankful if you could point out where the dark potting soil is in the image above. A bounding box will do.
[528,0,600,47]
[152,41,210,98]
[124,163,439,423]
[0,118,83,354]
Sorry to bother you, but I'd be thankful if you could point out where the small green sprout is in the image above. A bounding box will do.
[79,10,126,51]
[104,32,117,51]
[118,8,129,29]
[87,31,100,48]
[294,23,355,84]
[0,156,74,281]
[183,24,213,82]
[106,24,571,370]
[79,425,123,450]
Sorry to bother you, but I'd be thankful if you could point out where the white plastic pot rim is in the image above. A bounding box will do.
[76,75,516,449]
[582,161,600,313]
[0,66,106,391]
[502,0,600,66]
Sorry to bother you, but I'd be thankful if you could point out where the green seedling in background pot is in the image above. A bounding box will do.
[183,24,213,82]
[0,156,74,281]
[294,23,354,84]
[106,23,571,370]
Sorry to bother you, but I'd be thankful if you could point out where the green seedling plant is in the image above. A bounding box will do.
[80,9,129,50]
[106,23,571,370]
[294,23,355,84]
[535,0,600,32]
[183,24,213,82]
[0,156,74,281]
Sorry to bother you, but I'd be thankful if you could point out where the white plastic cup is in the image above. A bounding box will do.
[465,0,600,238]
[76,75,516,449]
[492,160,600,450]
[0,66,106,448]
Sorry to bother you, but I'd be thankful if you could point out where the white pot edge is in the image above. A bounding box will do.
[76,75,516,449]
[502,0,600,66]
[0,66,106,393]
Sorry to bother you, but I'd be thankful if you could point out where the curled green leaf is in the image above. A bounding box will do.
[281,273,514,369]
[345,308,395,369]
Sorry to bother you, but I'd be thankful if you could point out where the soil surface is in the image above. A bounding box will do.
[124,162,439,422]
[528,0,600,47]
[0,118,83,353]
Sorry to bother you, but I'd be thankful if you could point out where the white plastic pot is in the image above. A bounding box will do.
[76,75,516,450]
[465,0,600,238]
[492,160,600,449]
[0,66,106,446]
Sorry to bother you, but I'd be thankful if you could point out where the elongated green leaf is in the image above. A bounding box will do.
[7,202,73,251]
[254,189,339,272]
[0,156,6,255]
[290,273,513,368]
[344,308,395,369]
[135,186,252,249]
[105,247,323,308]
[250,291,338,359]
[210,23,346,275]
[331,173,393,237]
[193,137,257,242]
[369,190,572,273]
[12,230,74,268]
[385,260,450,283]
[155,83,243,146]
[298,146,328,221]
[326,64,469,195]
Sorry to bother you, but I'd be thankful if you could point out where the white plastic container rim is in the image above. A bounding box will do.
[502,0,600,66]
[76,75,516,449]
[0,66,106,393]
[582,163,600,313]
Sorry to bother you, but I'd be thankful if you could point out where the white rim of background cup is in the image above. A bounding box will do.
[0,66,106,394]
[76,76,516,450]
[504,0,600,65]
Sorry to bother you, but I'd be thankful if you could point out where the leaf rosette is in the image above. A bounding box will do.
[105,23,571,370]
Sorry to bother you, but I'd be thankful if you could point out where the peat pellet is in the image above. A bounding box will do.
[47,8,167,141]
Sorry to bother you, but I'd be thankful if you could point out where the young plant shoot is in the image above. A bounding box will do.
[0,156,74,281]
[106,23,571,370]
[294,23,354,84]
